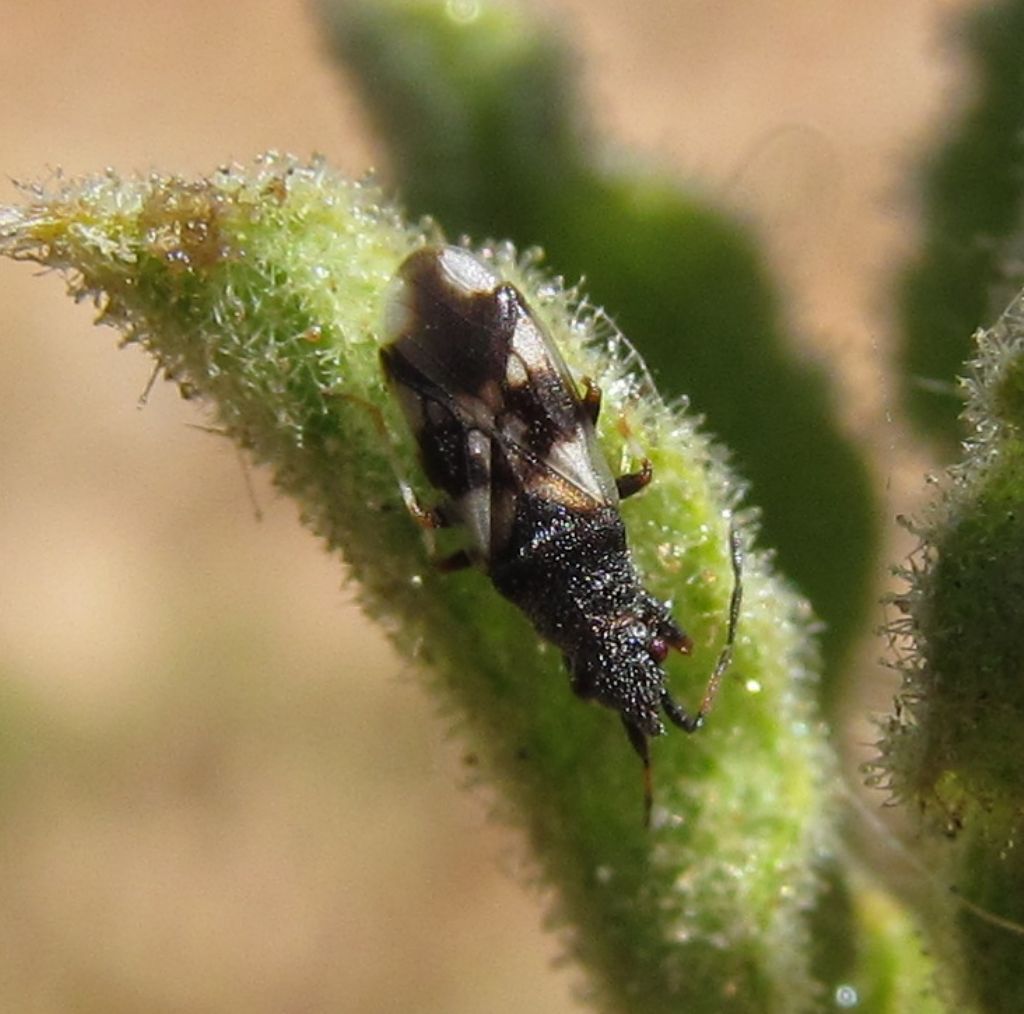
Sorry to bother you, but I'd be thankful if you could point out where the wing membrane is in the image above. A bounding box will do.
[386,271,617,509]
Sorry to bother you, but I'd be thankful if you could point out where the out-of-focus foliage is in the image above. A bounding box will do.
[878,291,1024,1011]
[897,0,1024,449]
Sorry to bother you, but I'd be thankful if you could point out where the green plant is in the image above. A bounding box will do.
[0,156,840,1013]
[3,0,1024,1011]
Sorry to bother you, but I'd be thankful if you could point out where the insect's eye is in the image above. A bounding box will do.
[648,637,669,663]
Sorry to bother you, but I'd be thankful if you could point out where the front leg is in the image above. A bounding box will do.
[581,376,602,426]
[661,689,702,733]
[579,376,652,501]
[399,480,451,530]
[616,459,653,500]
[399,482,474,572]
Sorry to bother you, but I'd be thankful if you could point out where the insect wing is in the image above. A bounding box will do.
[496,295,618,513]
[383,245,618,554]
[381,339,497,558]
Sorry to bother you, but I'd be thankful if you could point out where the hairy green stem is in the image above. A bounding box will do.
[0,156,838,1012]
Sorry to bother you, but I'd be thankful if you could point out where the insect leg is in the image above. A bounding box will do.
[661,690,701,732]
[399,480,452,530]
[436,549,474,572]
[399,481,477,573]
[334,388,440,527]
[580,373,652,500]
[616,459,653,500]
[621,716,654,827]
[398,485,475,571]
[581,376,602,426]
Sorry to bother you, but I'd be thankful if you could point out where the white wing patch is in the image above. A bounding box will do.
[509,315,618,507]
[505,353,529,389]
[509,313,553,374]
[437,245,500,295]
[542,434,616,506]
[457,427,493,555]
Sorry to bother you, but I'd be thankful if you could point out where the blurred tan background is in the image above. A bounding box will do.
[0,1,971,1011]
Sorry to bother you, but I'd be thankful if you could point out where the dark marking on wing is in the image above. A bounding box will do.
[382,247,617,518]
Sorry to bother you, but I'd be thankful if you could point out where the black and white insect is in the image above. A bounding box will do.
[381,244,742,822]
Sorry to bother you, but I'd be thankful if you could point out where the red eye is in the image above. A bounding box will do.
[649,637,669,663]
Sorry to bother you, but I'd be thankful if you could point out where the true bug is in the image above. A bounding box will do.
[381,244,742,822]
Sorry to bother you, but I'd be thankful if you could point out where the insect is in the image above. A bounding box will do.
[381,244,742,823]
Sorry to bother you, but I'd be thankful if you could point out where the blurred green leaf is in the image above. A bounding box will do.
[896,0,1024,449]
[878,288,1024,1011]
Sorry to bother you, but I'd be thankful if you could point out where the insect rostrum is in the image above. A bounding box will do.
[381,244,739,821]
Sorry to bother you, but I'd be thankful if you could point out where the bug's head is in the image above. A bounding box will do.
[569,615,690,738]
